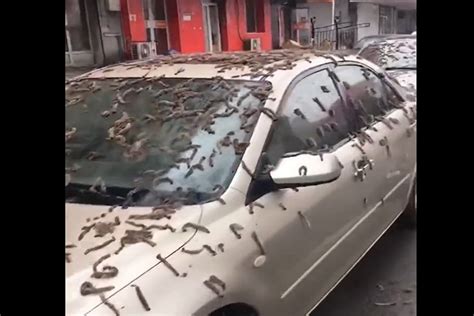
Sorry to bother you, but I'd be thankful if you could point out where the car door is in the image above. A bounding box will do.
[242,65,397,315]
[334,62,416,225]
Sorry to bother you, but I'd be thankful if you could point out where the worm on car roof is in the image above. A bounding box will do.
[182,222,210,234]
[84,237,116,255]
[156,254,180,277]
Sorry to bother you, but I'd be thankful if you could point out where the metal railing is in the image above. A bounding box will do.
[313,21,370,50]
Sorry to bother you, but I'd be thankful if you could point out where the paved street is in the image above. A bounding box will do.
[311,220,416,316]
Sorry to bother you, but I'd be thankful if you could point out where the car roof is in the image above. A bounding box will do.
[70,49,378,90]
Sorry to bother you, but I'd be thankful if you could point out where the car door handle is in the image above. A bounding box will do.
[353,156,375,182]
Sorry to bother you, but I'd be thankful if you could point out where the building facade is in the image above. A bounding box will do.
[66,0,124,67]
[66,0,273,68]
[120,0,272,56]
[268,0,415,49]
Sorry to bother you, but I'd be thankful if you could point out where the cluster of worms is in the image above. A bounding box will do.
[66,65,280,209]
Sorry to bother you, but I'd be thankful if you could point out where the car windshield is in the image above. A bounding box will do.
[66,77,268,206]
[359,37,416,70]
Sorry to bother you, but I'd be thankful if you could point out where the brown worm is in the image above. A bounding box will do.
[80,282,115,296]
[217,243,224,253]
[99,294,120,316]
[203,244,217,256]
[125,220,147,229]
[312,97,326,112]
[91,266,119,279]
[204,280,223,298]
[352,143,366,154]
[93,254,112,272]
[147,224,176,232]
[209,275,226,290]
[182,247,204,255]
[182,222,210,234]
[229,223,244,239]
[84,237,116,255]
[131,285,151,311]
[278,202,287,211]
[251,231,266,255]
[298,211,312,229]
[156,254,180,277]
[78,223,95,241]
[299,166,307,176]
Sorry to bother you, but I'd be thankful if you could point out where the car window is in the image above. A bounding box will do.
[334,65,392,130]
[263,69,351,166]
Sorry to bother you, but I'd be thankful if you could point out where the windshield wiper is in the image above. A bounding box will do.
[66,183,126,205]
[386,67,416,71]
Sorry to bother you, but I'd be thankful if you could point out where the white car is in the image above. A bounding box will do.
[66,50,417,316]
[358,36,417,100]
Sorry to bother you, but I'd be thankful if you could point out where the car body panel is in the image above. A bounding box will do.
[66,203,203,315]
[387,69,416,98]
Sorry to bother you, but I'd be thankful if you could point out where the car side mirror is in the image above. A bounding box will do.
[269,152,342,188]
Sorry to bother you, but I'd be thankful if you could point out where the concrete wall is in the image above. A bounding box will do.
[297,2,333,28]
[335,0,350,23]
[356,2,379,40]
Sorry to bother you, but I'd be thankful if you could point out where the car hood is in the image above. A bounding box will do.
[66,202,202,315]
[387,69,416,96]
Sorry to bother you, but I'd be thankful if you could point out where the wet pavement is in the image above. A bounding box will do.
[311,220,416,316]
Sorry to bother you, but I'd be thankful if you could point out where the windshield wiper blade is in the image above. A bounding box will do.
[386,67,416,71]
[66,183,126,205]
